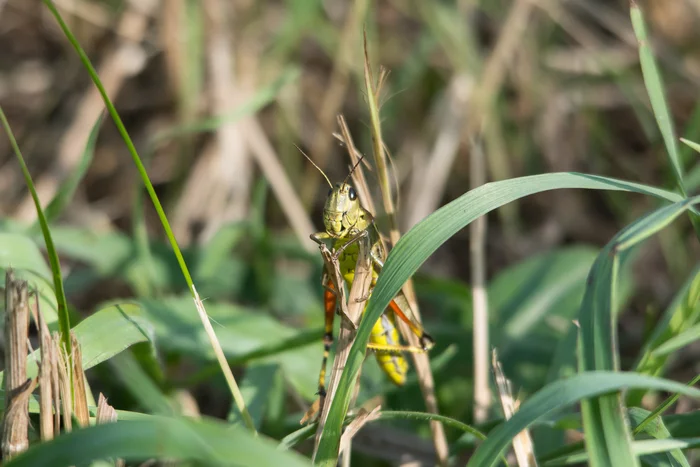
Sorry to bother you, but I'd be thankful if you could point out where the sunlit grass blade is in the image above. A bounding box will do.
[314,172,685,465]
[41,0,255,432]
[3,416,311,467]
[466,371,700,467]
[0,106,72,357]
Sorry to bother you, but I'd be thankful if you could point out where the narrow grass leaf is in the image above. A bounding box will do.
[0,106,72,354]
[4,416,311,467]
[228,363,279,430]
[42,0,255,432]
[650,322,700,357]
[633,266,700,384]
[630,4,686,195]
[545,439,699,466]
[629,407,690,467]
[577,198,700,467]
[467,371,700,467]
[315,172,685,465]
[0,302,153,387]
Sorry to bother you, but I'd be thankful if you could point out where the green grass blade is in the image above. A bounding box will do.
[577,197,700,467]
[649,322,700,358]
[633,266,700,381]
[629,407,691,467]
[314,172,685,465]
[630,3,686,196]
[4,416,311,467]
[0,232,59,325]
[39,115,102,226]
[41,0,255,432]
[467,372,700,467]
[0,106,72,356]
[0,302,153,387]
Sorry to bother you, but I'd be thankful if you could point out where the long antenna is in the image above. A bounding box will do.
[342,151,366,187]
[295,144,333,188]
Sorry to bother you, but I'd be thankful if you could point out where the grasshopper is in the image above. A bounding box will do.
[303,150,434,422]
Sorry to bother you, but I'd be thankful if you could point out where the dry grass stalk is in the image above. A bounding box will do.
[55,332,73,433]
[50,332,61,435]
[35,295,55,441]
[2,270,31,459]
[338,405,381,459]
[71,333,90,426]
[336,115,376,216]
[470,137,490,423]
[311,234,373,459]
[492,349,537,467]
[96,393,125,467]
[362,35,449,465]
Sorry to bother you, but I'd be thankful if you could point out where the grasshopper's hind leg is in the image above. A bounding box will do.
[301,277,337,424]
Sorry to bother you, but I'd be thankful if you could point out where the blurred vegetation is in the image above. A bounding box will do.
[0,0,699,465]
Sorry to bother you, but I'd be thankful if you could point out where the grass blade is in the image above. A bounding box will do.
[467,372,700,467]
[314,172,685,465]
[41,0,255,432]
[630,3,686,195]
[0,107,72,356]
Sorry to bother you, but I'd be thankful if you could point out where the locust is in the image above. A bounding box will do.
[303,150,434,423]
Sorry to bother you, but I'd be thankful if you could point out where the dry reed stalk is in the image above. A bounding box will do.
[311,236,373,460]
[470,137,490,423]
[492,349,537,466]
[71,333,90,426]
[362,34,449,465]
[2,270,31,459]
[55,332,72,433]
[96,393,125,467]
[35,295,55,441]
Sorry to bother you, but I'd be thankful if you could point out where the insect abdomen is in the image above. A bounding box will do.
[369,311,408,385]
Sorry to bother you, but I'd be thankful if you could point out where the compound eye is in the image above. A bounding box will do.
[327,187,333,197]
[348,187,357,201]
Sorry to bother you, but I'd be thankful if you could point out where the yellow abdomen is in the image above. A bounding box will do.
[336,239,409,386]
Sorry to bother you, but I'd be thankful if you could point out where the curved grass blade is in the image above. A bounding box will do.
[4,416,311,467]
[0,107,72,356]
[467,371,700,467]
[630,4,685,195]
[41,0,255,432]
[628,407,690,467]
[577,197,700,467]
[315,172,685,465]
[0,302,153,387]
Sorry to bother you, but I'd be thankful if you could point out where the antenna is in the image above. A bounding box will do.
[294,144,333,188]
[342,151,366,187]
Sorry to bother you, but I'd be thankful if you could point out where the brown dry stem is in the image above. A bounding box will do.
[2,270,31,460]
[311,233,372,460]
